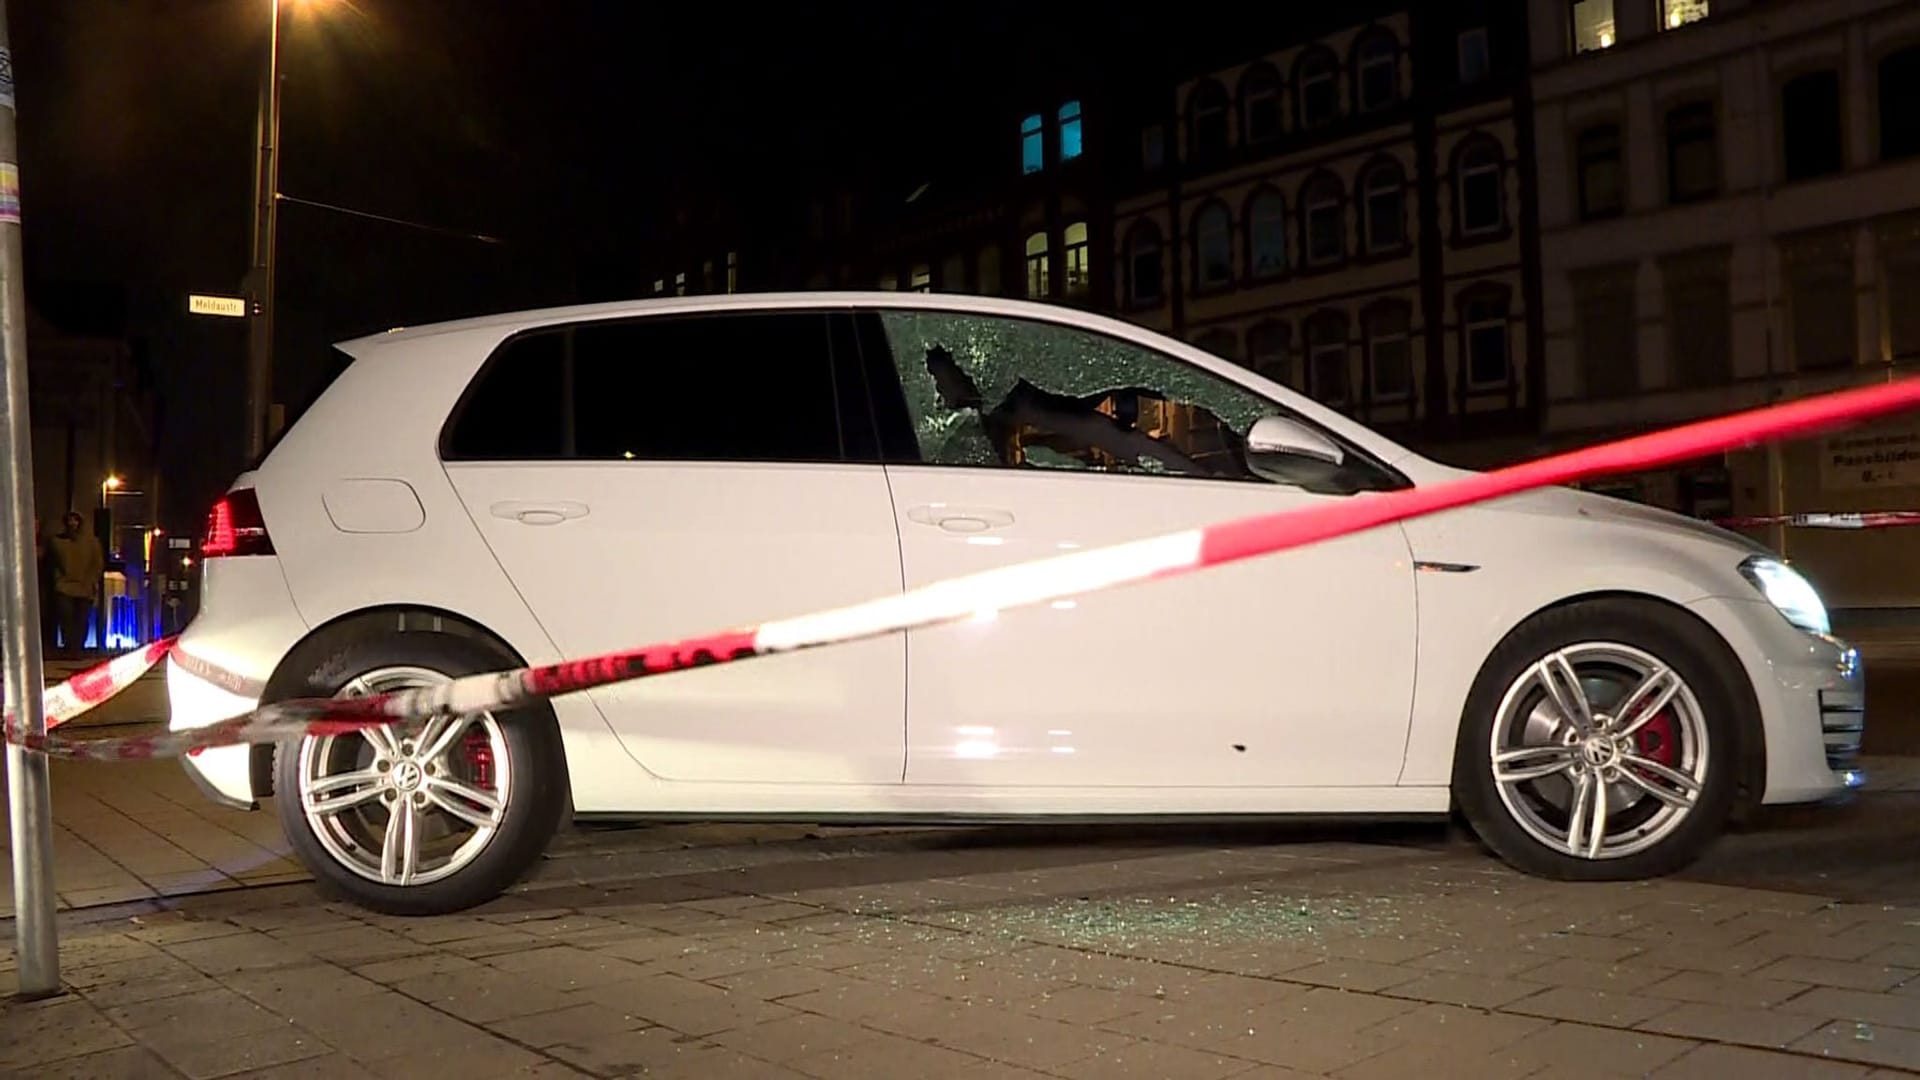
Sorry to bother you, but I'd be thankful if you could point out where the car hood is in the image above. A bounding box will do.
[1406,461,1770,556]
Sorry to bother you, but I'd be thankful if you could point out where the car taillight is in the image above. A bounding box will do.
[202,489,275,558]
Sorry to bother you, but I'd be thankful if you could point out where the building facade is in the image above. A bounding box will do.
[1110,2,1543,462]
[1528,0,1920,610]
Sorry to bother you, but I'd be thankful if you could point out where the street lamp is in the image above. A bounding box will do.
[100,473,123,507]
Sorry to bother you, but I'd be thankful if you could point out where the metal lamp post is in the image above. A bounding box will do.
[243,0,284,462]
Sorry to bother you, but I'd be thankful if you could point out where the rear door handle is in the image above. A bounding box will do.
[490,501,589,527]
[906,505,1015,534]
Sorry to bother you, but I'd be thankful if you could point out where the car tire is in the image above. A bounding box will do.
[272,632,568,915]
[1452,598,1745,881]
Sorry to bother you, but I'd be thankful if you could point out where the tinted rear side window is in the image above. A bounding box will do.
[444,331,567,459]
[572,313,842,462]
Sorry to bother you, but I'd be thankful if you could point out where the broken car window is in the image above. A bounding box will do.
[878,311,1272,481]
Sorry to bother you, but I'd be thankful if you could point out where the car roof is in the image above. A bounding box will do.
[338,292,1138,355]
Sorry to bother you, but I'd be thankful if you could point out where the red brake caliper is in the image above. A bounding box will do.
[1634,712,1679,768]
[462,731,495,790]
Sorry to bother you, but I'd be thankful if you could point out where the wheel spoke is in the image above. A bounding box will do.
[1620,754,1703,804]
[1614,667,1682,738]
[425,776,503,830]
[302,768,387,815]
[359,724,401,759]
[379,798,420,886]
[1493,745,1578,784]
[417,712,474,765]
[1538,651,1595,732]
[1565,770,1603,857]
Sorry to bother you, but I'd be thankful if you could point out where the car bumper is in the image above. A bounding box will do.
[1690,596,1865,805]
[166,555,308,810]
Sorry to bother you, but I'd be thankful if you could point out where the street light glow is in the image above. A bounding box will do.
[103,475,123,490]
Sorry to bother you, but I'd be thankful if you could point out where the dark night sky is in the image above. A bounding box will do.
[11,1,1232,529]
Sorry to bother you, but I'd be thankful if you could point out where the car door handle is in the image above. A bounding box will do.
[490,501,589,527]
[906,505,1015,534]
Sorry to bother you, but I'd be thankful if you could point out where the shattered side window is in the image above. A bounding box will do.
[878,310,1275,480]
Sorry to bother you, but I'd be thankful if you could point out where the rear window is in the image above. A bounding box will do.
[442,331,567,460]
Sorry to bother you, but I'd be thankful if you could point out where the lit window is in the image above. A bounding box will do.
[1247,189,1287,277]
[1662,0,1707,29]
[1194,202,1232,289]
[878,272,899,291]
[1063,222,1090,297]
[1360,159,1406,252]
[1573,0,1615,53]
[674,272,687,296]
[910,264,932,293]
[1297,49,1340,129]
[702,259,715,293]
[1127,222,1164,305]
[1058,101,1084,162]
[1021,113,1044,175]
[1025,231,1050,297]
[652,278,665,295]
[725,251,738,293]
[939,252,966,292]
[1458,28,1491,84]
[1457,140,1505,236]
[1357,34,1399,112]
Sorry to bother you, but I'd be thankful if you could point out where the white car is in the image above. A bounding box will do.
[167,293,1864,914]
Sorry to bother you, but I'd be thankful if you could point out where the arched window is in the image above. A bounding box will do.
[1063,221,1090,297]
[1025,231,1050,297]
[1058,100,1084,162]
[1193,201,1234,289]
[1188,79,1231,160]
[1362,299,1414,402]
[1021,113,1044,175]
[1305,310,1351,405]
[1247,320,1293,385]
[1358,157,1407,253]
[1354,29,1401,112]
[1240,63,1285,144]
[1126,221,1164,306]
[1301,171,1346,266]
[1295,47,1341,130]
[1459,283,1514,389]
[1192,329,1239,361]
[1454,136,1506,237]
[1246,187,1288,277]
[1880,46,1920,160]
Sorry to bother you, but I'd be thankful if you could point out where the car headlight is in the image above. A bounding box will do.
[1739,556,1830,634]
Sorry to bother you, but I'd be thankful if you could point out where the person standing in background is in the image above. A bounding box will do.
[47,510,103,657]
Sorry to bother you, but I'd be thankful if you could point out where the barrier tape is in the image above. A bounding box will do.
[9,377,1920,762]
[1714,511,1920,530]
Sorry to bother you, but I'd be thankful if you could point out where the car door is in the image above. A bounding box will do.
[441,309,907,787]
[851,307,1418,792]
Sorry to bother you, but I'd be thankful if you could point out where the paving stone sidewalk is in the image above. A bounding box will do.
[6,824,1920,1079]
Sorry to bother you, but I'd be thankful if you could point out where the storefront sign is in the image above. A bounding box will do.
[1821,425,1920,489]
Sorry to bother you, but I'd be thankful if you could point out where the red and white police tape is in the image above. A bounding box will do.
[11,376,1920,763]
[1714,511,1920,530]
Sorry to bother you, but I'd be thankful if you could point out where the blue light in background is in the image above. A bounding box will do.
[1058,100,1083,162]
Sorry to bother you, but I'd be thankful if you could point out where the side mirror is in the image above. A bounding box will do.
[1247,415,1345,467]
